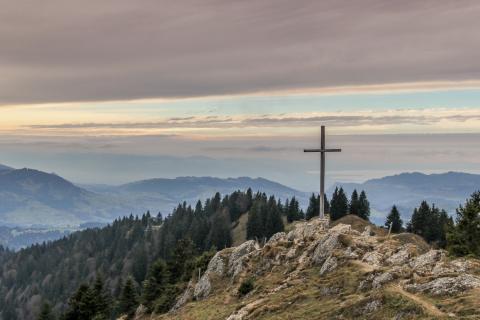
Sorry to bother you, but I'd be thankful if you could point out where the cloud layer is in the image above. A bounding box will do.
[2,0,480,104]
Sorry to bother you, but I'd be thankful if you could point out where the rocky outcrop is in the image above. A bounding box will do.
[228,240,259,278]
[165,216,480,319]
[171,280,195,312]
[406,274,480,296]
[193,252,226,299]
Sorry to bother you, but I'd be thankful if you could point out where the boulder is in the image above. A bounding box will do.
[410,250,445,274]
[194,252,225,299]
[386,245,415,266]
[267,232,287,245]
[312,232,341,265]
[170,280,195,312]
[362,251,383,268]
[405,274,480,296]
[319,255,338,275]
[372,272,394,288]
[228,240,259,278]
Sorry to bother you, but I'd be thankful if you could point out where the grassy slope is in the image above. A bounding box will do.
[154,215,479,320]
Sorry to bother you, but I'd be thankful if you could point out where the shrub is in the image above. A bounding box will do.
[238,277,255,296]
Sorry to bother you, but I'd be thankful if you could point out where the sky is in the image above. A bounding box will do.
[1,0,480,191]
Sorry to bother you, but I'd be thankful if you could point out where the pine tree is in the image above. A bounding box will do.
[286,197,302,223]
[37,302,55,320]
[358,190,370,220]
[119,277,138,319]
[408,201,431,238]
[142,260,170,312]
[305,194,319,220]
[265,196,284,238]
[92,275,110,318]
[330,187,348,221]
[385,205,403,233]
[206,211,232,250]
[447,191,480,257]
[349,189,360,216]
[407,201,452,248]
[247,201,264,240]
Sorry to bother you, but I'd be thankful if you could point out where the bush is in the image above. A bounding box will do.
[238,277,255,296]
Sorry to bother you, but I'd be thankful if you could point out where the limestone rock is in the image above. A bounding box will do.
[372,272,394,288]
[312,232,341,265]
[319,255,338,275]
[410,250,445,274]
[406,274,480,296]
[228,240,259,278]
[363,300,382,313]
[386,245,415,266]
[194,252,225,299]
[362,251,383,268]
[171,280,195,312]
[361,226,373,237]
[330,223,351,234]
[267,232,287,245]
[133,304,148,320]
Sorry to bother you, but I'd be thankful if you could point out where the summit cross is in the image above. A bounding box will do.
[304,126,341,219]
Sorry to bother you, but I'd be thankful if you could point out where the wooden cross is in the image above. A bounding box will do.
[304,126,341,219]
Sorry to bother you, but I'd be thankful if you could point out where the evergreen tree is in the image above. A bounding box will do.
[349,190,360,216]
[407,201,452,248]
[64,284,96,320]
[206,211,232,250]
[330,187,348,221]
[142,260,170,312]
[92,275,110,318]
[119,277,138,319]
[447,191,480,257]
[168,238,195,281]
[247,200,264,240]
[265,196,284,238]
[358,190,370,220]
[323,194,330,215]
[407,201,431,238]
[37,302,55,320]
[286,197,303,223]
[305,194,319,220]
[385,205,403,233]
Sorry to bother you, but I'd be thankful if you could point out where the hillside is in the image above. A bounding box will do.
[0,166,307,230]
[152,216,480,320]
[332,172,480,224]
[0,168,129,227]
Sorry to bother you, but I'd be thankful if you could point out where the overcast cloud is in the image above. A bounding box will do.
[2,0,480,104]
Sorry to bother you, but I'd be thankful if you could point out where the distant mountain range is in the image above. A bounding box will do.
[0,163,479,247]
[331,171,480,224]
[0,165,307,229]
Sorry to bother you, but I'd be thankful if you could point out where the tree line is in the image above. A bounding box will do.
[384,191,480,257]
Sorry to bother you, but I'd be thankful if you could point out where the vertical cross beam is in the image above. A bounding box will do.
[304,126,341,219]
[320,126,325,219]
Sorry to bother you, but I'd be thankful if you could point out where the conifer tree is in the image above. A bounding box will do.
[265,196,284,238]
[247,201,264,240]
[330,187,348,221]
[385,205,403,233]
[37,302,55,320]
[447,191,480,257]
[92,275,110,318]
[119,277,138,319]
[142,260,170,312]
[358,190,370,220]
[349,190,360,216]
[206,211,232,250]
[286,197,303,222]
[305,193,319,221]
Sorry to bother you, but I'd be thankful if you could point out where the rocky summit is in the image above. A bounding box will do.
[136,216,480,320]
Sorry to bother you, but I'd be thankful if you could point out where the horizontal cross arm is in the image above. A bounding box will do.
[304,148,342,153]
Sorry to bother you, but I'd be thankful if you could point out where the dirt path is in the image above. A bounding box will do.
[387,285,446,318]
